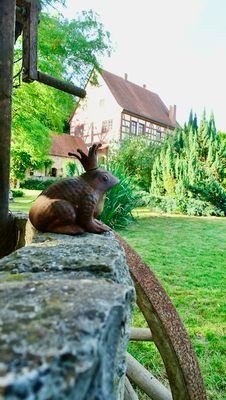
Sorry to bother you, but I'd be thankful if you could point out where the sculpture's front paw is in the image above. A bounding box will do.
[95,219,112,232]
[85,220,110,234]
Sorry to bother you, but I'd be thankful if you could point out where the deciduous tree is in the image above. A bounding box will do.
[12,5,112,181]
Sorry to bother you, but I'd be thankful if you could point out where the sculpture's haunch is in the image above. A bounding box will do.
[29,169,119,235]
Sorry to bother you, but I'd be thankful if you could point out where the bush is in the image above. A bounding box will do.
[188,178,226,216]
[146,195,177,213]
[11,189,24,198]
[145,194,224,216]
[109,138,160,191]
[64,161,80,177]
[178,198,224,216]
[21,177,59,190]
[100,163,142,229]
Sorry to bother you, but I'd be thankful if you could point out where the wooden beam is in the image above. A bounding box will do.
[17,0,32,6]
[126,353,173,400]
[22,0,40,81]
[130,327,153,341]
[0,0,16,222]
[124,376,139,400]
[37,71,86,97]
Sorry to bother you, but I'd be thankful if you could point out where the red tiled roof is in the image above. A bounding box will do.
[102,70,179,128]
[50,134,88,157]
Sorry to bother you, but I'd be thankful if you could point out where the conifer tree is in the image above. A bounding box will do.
[150,112,226,215]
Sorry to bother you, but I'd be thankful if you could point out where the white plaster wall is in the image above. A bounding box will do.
[70,73,122,144]
[30,156,81,178]
[50,156,81,176]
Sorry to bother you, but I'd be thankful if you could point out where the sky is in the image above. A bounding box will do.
[57,0,226,131]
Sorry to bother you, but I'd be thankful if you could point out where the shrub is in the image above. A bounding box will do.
[145,194,224,216]
[178,198,224,216]
[64,161,80,177]
[109,138,160,191]
[100,163,142,229]
[188,178,226,215]
[11,189,24,198]
[146,195,177,213]
[21,177,59,190]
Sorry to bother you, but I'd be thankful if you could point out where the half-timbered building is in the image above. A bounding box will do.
[69,70,180,147]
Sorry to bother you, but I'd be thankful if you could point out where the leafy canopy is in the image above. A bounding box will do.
[12,5,112,181]
[109,138,161,191]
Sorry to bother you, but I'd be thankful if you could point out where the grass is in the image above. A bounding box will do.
[10,193,226,398]
[117,208,226,399]
[9,189,40,213]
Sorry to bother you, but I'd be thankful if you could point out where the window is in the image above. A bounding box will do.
[102,119,113,133]
[138,123,145,134]
[131,120,137,134]
[108,119,113,130]
[122,117,130,133]
[161,130,166,140]
[156,131,161,142]
[51,167,57,177]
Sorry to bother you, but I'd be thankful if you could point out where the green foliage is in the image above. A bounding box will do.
[100,163,141,229]
[177,197,224,216]
[11,189,24,198]
[150,112,226,215]
[146,195,178,213]
[38,11,112,84]
[64,161,80,177]
[21,178,59,190]
[40,0,66,6]
[109,138,160,191]
[12,9,112,180]
[145,195,224,216]
[188,178,226,215]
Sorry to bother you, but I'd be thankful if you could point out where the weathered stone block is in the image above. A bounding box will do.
[0,230,135,399]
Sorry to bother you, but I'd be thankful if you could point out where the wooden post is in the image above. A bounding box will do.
[124,376,139,400]
[0,0,16,222]
[22,0,40,82]
[126,352,173,400]
[130,327,153,341]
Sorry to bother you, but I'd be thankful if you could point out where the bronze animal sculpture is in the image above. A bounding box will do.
[29,143,119,235]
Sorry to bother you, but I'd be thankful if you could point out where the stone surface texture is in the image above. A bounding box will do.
[0,228,135,400]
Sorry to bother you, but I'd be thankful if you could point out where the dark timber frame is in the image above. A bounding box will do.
[0,0,16,224]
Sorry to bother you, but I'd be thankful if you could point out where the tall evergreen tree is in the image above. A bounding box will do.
[150,112,226,214]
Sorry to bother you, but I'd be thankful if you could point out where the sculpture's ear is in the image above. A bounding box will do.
[68,143,102,171]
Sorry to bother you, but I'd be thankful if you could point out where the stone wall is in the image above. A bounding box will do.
[0,224,135,399]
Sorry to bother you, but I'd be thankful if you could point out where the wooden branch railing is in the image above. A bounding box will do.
[126,353,172,400]
[129,327,153,342]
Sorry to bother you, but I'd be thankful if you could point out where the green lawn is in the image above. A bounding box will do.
[118,208,226,399]
[10,193,226,398]
[9,190,40,213]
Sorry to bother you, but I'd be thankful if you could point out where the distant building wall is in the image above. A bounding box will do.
[28,156,81,178]
[70,75,122,145]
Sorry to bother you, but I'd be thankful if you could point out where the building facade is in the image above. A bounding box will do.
[69,70,180,147]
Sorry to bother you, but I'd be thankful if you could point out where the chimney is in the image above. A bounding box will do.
[169,105,176,124]
[143,84,147,89]
[124,73,128,81]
